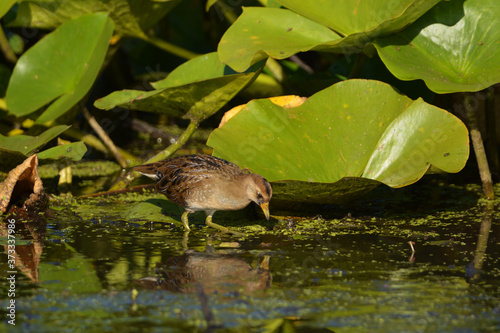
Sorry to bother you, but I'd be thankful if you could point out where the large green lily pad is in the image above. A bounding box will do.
[6,13,114,123]
[207,79,469,203]
[9,0,180,40]
[374,0,500,93]
[218,1,440,72]
[276,0,441,36]
[94,52,264,122]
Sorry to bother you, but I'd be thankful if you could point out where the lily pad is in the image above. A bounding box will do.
[374,0,500,93]
[36,142,87,161]
[0,125,69,155]
[276,0,441,36]
[272,178,381,206]
[207,79,469,203]
[218,7,341,72]
[94,52,264,122]
[0,126,87,171]
[0,0,16,19]
[9,0,180,40]
[125,199,181,224]
[218,1,440,72]
[6,13,114,123]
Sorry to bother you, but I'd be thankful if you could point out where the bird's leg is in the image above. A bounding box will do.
[260,256,271,270]
[181,211,191,231]
[181,212,191,248]
[205,215,246,237]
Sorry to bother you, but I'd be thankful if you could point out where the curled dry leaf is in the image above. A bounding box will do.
[0,154,47,214]
[0,221,45,282]
[218,95,307,127]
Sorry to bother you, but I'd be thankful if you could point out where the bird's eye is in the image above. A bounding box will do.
[257,192,263,200]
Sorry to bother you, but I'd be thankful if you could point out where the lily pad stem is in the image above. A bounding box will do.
[0,25,17,64]
[147,36,199,60]
[82,106,127,168]
[471,201,494,282]
[212,1,238,23]
[265,58,284,83]
[464,93,494,199]
[145,120,199,164]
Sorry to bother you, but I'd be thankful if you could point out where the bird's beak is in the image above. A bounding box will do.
[260,202,270,220]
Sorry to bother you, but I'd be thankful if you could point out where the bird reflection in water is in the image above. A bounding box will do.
[135,247,271,294]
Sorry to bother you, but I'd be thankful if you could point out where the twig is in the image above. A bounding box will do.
[408,241,415,262]
[81,106,127,168]
[289,55,314,74]
[78,184,153,198]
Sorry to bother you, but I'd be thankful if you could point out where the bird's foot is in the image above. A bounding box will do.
[205,216,246,237]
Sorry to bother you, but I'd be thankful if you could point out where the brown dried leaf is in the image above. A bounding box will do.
[0,154,46,214]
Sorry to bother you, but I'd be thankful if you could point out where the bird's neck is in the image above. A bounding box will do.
[218,174,253,207]
[228,173,252,191]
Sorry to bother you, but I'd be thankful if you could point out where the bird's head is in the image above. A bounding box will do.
[245,174,272,220]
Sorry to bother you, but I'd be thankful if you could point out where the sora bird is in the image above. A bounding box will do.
[133,154,272,235]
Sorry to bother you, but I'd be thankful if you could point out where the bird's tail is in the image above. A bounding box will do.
[133,163,161,180]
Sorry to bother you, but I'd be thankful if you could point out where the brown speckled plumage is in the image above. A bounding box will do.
[133,154,272,234]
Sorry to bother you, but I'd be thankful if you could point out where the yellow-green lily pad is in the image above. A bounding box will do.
[207,79,469,203]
